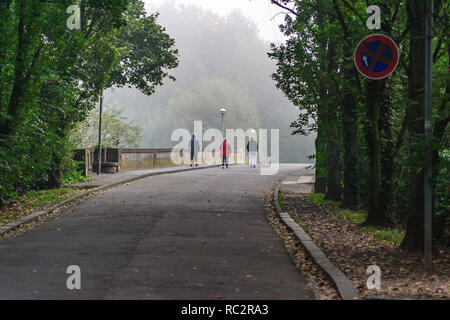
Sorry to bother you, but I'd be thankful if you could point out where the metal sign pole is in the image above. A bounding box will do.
[424,0,433,270]
[98,95,103,175]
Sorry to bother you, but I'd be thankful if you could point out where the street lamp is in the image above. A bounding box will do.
[97,95,103,175]
[219,108,226,137]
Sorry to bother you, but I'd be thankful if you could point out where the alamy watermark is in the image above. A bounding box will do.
[170,121,280,175]
[66,265,81,290]
[366,265,381,290]
[66,5,81,30]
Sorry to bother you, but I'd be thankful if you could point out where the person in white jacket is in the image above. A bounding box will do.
[246,137,258,168]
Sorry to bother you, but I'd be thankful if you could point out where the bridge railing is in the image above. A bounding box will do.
[74,147,248,174]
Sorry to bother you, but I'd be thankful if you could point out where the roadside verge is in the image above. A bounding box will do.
[273,181,360,300]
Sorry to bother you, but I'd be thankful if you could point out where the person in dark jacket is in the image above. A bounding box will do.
[189,134,200,166]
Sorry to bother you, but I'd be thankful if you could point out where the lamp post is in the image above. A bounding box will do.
[97,95,103,175]
[219,108,226,138]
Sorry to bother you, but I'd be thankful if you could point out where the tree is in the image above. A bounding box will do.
[69,103,143,148]
[109,1,179,95]
[0,0,178,201]
[401,0,449,251]
[268,4,329,193]
[146,78,262,147]
[45,0,178,188]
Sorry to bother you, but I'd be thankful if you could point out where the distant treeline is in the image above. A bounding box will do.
[105,3,316,163]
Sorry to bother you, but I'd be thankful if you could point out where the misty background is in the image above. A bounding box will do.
[102,2,315,163]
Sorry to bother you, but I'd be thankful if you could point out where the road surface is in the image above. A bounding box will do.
[0,164,315,299]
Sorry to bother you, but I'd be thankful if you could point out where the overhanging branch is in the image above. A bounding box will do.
[270,0,298,16]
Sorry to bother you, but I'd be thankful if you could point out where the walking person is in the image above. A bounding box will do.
[220,138,231,169]
[189,134,200,166]
[246,136,258,168]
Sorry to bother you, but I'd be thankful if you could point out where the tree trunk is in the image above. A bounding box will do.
[314,5,329,195]
[324,38,341,201]
[47,163,62,189]
[379,87,395,225]
[401,0,427,252]
[364,79,387,226]
[430,44,449,245]
[46,119,67,190]
[341,66,359,208]
[0,0,26,140]
[314,124,328,193]
[330,0,359,208]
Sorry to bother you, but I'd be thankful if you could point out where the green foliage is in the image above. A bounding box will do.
[434,148,450,246]
[109,2,179,95]
[61,159,91,185]
[360,225,405,245]
[0,0,178,205]
[370,228,405,245]
[305,191,404,244]
[270,0,449,250]
[330,209,366,225]
[69,103,143,148]
[24,188,75,208]
[0,186,88,225]
[306,193,340,206]
[329,208,405,244]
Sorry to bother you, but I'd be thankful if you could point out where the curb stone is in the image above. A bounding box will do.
[0,164,221,238]
[273,182,360,300]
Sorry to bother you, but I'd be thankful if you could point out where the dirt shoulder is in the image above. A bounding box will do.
[265,189,341,300]
[282,192,449,300]
[0,186,94,227]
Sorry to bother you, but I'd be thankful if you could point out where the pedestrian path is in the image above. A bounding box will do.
[280,168,315,194]
[72,164,220,188]
[0,164,315,299]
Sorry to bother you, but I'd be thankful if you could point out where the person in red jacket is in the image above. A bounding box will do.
[219,138,231,169]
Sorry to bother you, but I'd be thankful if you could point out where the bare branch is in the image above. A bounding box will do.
[270,11,289,21]
[270,0,298,16]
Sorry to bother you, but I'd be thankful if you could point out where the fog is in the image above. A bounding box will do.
[104,2,315,163]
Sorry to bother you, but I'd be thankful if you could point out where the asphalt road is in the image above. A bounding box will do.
[0,164,315,299]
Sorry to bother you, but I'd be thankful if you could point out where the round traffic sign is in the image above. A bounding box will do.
[354,34,399,80]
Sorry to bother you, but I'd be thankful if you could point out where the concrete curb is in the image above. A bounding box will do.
[0,164,222,237]
[273,182,360,300]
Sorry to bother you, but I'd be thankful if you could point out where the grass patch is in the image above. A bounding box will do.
[0,186,88,227]
[306,193,340,206]
[304,193,405,245]
[278,192,284,210]
[330,208,405,245]
[361,226,405,244]
[23,188,76,208]
[330,209,366,224]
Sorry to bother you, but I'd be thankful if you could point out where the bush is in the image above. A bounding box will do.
[61,159,91,185]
